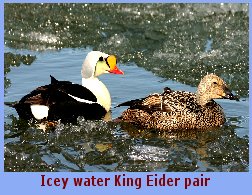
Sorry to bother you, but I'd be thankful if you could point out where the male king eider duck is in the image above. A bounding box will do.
[117,74,239,131]
[5,51,124,123]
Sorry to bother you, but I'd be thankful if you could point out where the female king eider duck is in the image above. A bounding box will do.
[6,51,124,123]
[117,74,239,131]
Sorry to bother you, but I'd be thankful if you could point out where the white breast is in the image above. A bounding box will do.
[82,78,111,112]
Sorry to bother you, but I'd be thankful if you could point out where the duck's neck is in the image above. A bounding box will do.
[196,91,211,106]
[82,77,111,112]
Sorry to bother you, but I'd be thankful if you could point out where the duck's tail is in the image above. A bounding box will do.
[4,102,17,108]
[115,98,144,108]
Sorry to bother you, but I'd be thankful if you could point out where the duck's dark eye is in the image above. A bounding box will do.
[213,81,217,85]
[99,57,104,61]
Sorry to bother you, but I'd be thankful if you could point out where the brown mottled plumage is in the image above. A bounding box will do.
[117,74,239,131]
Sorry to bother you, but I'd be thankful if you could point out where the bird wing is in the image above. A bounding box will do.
[117,87,199,114]
[22,76,98,106]
[116,87,173,113]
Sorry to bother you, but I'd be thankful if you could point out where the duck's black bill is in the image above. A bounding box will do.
[223,90,240,101]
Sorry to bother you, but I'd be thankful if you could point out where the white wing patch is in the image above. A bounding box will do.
[30,105,49,120]
[67,94,97,104]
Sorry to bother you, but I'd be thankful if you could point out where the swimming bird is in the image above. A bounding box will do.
[5,51,124,123]
[117,74,239,131]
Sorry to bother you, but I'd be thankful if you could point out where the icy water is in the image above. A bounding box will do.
[4,4,249,172]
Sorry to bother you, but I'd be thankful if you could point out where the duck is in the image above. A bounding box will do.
[116,74,239,131]
[5,51,124,123]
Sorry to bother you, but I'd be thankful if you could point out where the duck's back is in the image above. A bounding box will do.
[119,88,225,131]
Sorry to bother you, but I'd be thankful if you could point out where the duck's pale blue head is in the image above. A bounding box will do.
[81,51,124,79]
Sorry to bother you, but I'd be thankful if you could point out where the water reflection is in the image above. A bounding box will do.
[4,115,249,172]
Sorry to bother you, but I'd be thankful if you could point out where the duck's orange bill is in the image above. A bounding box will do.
[107,55,124,75]
[109,66,124,74]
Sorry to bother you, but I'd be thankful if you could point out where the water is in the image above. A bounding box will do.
[4,3,249,172]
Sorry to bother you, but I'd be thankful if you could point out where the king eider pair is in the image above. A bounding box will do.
[6,51,239,131]
[6,51,123,123]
